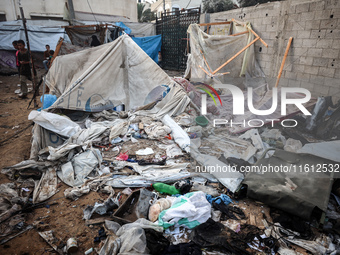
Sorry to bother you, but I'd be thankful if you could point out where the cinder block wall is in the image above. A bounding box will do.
[201,0,340,102]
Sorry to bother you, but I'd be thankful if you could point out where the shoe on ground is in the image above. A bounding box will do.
[18,93,28,99]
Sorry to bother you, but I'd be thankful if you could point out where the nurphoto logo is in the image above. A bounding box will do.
[200,84,312,128]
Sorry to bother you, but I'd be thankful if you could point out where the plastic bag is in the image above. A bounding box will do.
[158,191,211,229]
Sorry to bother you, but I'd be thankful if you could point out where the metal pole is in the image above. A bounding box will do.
[19,6,38,108]
[67,0,75,25]
[163,0,166,15]
[41,76,46,110]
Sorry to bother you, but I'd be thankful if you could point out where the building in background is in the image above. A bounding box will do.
[151,0,202,17]
[0,0,138,22]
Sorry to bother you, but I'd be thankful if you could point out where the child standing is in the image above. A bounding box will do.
[17,39,37,99]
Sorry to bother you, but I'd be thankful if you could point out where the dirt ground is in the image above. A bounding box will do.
[0,72,106,254]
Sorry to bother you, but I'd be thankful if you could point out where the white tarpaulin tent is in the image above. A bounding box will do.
[0,20,69,52]
[46,34,188,113]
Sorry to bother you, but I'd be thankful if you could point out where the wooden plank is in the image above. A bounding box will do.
[85,216,112,226]
[199,21,232,26]
[275,37,293,88]
[249,214,256,226]
[212,37,260,74]
[232,18,268,47]
[62,24,117,28]
[230,31,249,37]
[200,49,213,74]
[50,37,63,66]
[198,65,212,77]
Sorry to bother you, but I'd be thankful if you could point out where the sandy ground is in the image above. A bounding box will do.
[0,72,108,254]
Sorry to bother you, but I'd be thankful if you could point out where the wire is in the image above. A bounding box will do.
[0,122,34,146]
[186,0,192,9]
[86,0,98,24]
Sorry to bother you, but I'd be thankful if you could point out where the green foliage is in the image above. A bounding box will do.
[141,8,156,22]
[137,3,155,22]
[238,0,283,8]
[203,0,235,13]
[137,3,145,22]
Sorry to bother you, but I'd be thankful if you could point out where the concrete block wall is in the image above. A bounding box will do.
[201,0,340,102]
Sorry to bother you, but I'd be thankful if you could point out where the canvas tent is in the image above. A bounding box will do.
[46,34,187,113]
[30,34,190,161]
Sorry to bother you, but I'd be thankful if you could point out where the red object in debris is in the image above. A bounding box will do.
[165,134,172,140]
[116,152,128,161]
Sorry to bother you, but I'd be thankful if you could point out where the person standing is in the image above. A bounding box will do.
[90,35,101,47]
[17,39,37,99]
[12,40,20,75]
[43,44,50,71]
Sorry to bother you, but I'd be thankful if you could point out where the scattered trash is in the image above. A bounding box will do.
[66,237,78,253]
[283,138,302,152]
[136,147,154,155]
[149,198,172,222]
[153,183,180,195]
[158,191,211,229]
[84,196,119,220]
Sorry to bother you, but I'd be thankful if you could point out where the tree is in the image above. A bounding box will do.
[238,0,283,8]
[137,3,156,22]
[137,3,145,22]
[203,0,235,13]
[141,9,156,22]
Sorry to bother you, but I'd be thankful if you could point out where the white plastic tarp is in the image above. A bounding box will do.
[297,140,340,162]
[57,149,102,187]
[28,110,81,138]
[157,191,211,229]
[46,34,177,112]
[185,23,261,85]
[0,20,68,51]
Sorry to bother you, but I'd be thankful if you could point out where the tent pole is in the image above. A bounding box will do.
[212,37,260,75]
[20,6,38,108]
[275,37,293,88]
[41,76,46,110]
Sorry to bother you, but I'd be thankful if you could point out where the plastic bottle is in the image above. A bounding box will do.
[152,183,180,195]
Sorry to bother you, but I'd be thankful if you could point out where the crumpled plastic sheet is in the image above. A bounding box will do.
[32,167,58,204]
[64,174,115,200]
[157,191,211,229]
[109,119,129,142]
[190,143,244,193]
[200,134,257,162]
[98,235,121,255]
[64,185,91,200]
[115,218,164,255]
[158,143,183,158]
[1,162,58,205]
[162,114,190,153]
[127,162,189,177]
[283,138,302,153]
[45,120,117,161]
[297,140,340,163]
[144,122,171,139]
[1,160,54,179]
[57,149,102,187]
[83,196,118,220]
[28,110,81,138]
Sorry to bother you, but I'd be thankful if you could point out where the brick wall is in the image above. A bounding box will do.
[201,0,340,102]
